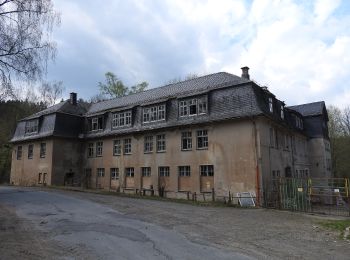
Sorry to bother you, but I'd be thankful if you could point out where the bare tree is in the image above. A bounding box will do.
[0,0,60,101]
[39,80,64,106]
[165,73,199,85]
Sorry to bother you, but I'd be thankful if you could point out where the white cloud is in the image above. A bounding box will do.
[49,0,350,108]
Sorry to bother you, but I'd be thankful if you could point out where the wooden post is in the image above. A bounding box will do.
[212,188,215,202]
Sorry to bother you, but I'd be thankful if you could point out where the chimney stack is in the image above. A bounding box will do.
[70,92,77,105]
[241,66,250,80]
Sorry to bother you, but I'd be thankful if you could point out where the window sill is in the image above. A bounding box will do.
[181,149,192,152]
[156,150,166,153]
[144,151,153,154]
[196,147,208,150]
[113,154,121,156]
[123,153,132,155]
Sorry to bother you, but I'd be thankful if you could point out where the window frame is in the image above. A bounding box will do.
[178,166,191,177]
[39,143,46,158]
[96,141,103,157]
[181,131,192,151]
[112,111,132,128]
[141,167,151,177]
[25,120,39,134]
[196,130,208,149]
[87,143,94,157]
[269,97,273,113]
[28,144,34,159]
[142,104,166,123]
[125,167,134,177]
[17,146,22,160]
[156,134,166,152]
[144,135,153,153]
[123,138,132,154]
[113,139,121,156]
[200,165,214,177]
[97,168,105,177]
[159,166,170,177]
[110,168,119,180]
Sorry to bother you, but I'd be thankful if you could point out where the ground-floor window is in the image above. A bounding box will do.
[141,167,151,177]
[111,168,119,179]
[200,165,214,176]
[159,166,170,177]
[178,166,191,176]
[125,167,134,177]
[97,168,105,177]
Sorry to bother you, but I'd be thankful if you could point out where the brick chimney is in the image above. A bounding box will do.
[70,92,77,105]
[241,66,250,80]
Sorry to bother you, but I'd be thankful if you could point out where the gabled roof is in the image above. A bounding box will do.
[87,72,250,115]
[288,101,325,117]
[23,100,89,120]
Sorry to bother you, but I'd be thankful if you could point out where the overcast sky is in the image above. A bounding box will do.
[47,0,350,107]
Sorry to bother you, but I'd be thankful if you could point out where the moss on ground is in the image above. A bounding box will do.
[319,219,350,239]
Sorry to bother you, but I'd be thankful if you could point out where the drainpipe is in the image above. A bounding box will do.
[252,118,262,206]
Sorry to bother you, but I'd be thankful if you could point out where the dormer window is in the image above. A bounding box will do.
[269,97,273,113]
[179,96,207,117]
[112,111,132,128]
[89,116,103,131]
[25,119,39,134]
[280,105,284,119]
[142,104,166,123]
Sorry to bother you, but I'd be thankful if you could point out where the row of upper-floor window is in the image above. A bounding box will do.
[87,96,208,132]
[16,143,46,160]
[87,130,209,157]
[89,165,214,179]
[268,97,303,130]
[269,128,307,155]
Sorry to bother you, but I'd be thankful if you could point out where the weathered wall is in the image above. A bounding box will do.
[84,119,258,197]
[51,138,83,186]
[308,138,332,178]
[10,140,53,186]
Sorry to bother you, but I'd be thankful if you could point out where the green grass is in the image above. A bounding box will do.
[319,219,350,239]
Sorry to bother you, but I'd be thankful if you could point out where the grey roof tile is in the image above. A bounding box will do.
[288,101,325,117]
[87,72,250,115]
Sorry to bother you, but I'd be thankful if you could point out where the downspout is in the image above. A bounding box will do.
[252,118,262,206]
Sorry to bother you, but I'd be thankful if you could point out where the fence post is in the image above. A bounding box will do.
[212,188,215,202]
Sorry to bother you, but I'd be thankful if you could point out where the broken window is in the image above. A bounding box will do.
[17,146,22,160]
[200,165,214,176]
[197,130,208,149]
[181,131,192,150]
[28,144,33,159]
[87,143,94,157]
[144,136,153,153]
[179,100,188,117]
[90,116,104,131]
[40,143,46,158]
[189,99,197,115]
[123,138,132,154]
[97,168,105,177]
[113,140,121,156]
[25,120,39,134]
[178,166,191,177]
[141,167,151,177]
[269,97,273,113]
[111,168,119,179]
[156,134,166,152]
[159,166,170,177]
[96,141,103,157]
[125,167,134,177]
[179,96,207,117]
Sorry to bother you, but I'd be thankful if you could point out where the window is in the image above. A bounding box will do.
[28,144,33,159]
[200,165,214,176]
[111,168,119,179]
[17,146,22,160]
[156,134,166,152]
[141,167,151,177]
[197,130,208,149]
[87,143,94,157]
[159,166,170,177]
[269,97,273,113]
[112,111,132,128]
[43,173,47,184]
[97,168,105,177]
[124,138,131,154]
[144,136,153,153]
[179,96,207,117]
[38,173,42,184]
[142,104,166,123]
[96,141,103,157]
[125,167,134,177]
[280,105,284,119]
[90,116,103,131]
[189,99,197,115]
[178,166,191,176]
[40,143,46,158]
[181,131,192,150]
[113,140,121,156]
[25,120,38,134]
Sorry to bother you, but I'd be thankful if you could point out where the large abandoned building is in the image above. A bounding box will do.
[10,67,331,200]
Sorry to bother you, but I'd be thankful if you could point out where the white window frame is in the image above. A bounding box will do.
[178,166,191,177]
[111,168,119,179]
[200,165,214,176]
[181,131,192,150]
[196,130,208,149]
[144,136,153,153]
[112,111,132,128]
[156,134,166,152]
[125,167,134,177]
[123,138,132,154]
[113,139,121,156]
[159,166,170,177]
[141,167,151,177]
[97,168,105,177]
[96,141,103,157]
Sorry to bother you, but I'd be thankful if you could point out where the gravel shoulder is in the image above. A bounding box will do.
[1,186,350,259]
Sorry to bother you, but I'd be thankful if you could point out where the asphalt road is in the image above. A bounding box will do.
[0,186,253,260]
